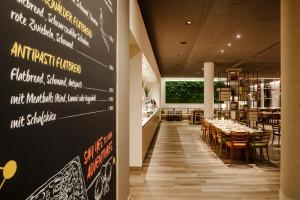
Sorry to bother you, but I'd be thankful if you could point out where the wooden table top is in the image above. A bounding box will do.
[261,111,280,114]
[206,119,260,135]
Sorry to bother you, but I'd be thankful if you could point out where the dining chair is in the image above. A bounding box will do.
[201,120,209,143]
[247,121,258,129]
[226,131,250,165]
[215,128,228,158]
[210,126,218,149]
[205,122,211,144]
[257,113,266,130]
[192,110,201,124]
[272,124,281,147]
[200,120,206,140]
[249,131,270,163]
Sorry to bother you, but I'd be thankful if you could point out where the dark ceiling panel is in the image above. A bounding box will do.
[138,0,280,78]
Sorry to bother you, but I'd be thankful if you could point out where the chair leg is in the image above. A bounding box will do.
[253,147,256,164]
[214,140,217,151]
[259,148,263,162]
[219,142,222,157]
[226,145,228,158]
[272,135,275,145]
[245,148,249,163]
[278,135,281,148]
[214,139,217,150]
[231,148,233,165]
[266,147,270,161]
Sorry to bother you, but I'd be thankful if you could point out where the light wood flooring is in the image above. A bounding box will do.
[130,121,280,200]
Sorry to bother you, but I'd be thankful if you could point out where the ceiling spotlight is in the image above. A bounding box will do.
[236,34,241,39]
[221,49,224,53]
[227,43,232,47]
[185,21,193,25]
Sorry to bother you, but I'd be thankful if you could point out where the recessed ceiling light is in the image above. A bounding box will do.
[227,43,232,47]
[185,21,193,25]
[180,41,188,44]
[236,34,241,39]
[221,49,224,53]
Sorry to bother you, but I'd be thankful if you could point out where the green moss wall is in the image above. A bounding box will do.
[165,81,222,103]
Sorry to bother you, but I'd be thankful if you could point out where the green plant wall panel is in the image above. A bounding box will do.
[165,81,223,103]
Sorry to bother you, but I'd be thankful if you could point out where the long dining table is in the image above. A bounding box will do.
[205,119,260,135]
[204,119,263,162]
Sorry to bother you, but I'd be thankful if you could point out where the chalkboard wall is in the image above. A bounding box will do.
[0,0,117,199]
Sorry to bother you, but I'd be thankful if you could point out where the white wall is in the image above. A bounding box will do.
[129,0,161,81]
[116,0,129,199]
[129,0,161,169]
[129,52,143,167]
[161,77,221,109]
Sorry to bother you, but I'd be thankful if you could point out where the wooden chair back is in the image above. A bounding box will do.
[216,128,223,140]
[252,131,270,144]
[230,131,250,146]
[272,124,281,136]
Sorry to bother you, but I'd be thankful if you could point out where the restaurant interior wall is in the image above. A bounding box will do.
[129,0,161,168]
[129,0,161,80]
[129,50,143,167]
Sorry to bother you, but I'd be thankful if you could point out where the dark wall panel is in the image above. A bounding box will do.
[0,0,117,199]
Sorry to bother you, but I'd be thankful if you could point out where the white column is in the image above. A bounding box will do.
[280,0,300,199]
[204,62,214,118]
[117,0,129,199]
[129,52,143,168]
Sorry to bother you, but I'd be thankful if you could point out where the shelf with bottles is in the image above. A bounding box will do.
[142,97,157,115]
[217,70,260,122]
[142,97,159,125]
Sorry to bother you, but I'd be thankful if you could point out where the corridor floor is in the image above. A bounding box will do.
[130,121,280,200]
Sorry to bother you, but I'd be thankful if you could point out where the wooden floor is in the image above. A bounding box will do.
[130,121,280,200]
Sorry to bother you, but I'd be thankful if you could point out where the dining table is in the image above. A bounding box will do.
[206,119,261,135]
[205,119,261,161]
[259,112,281,124]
